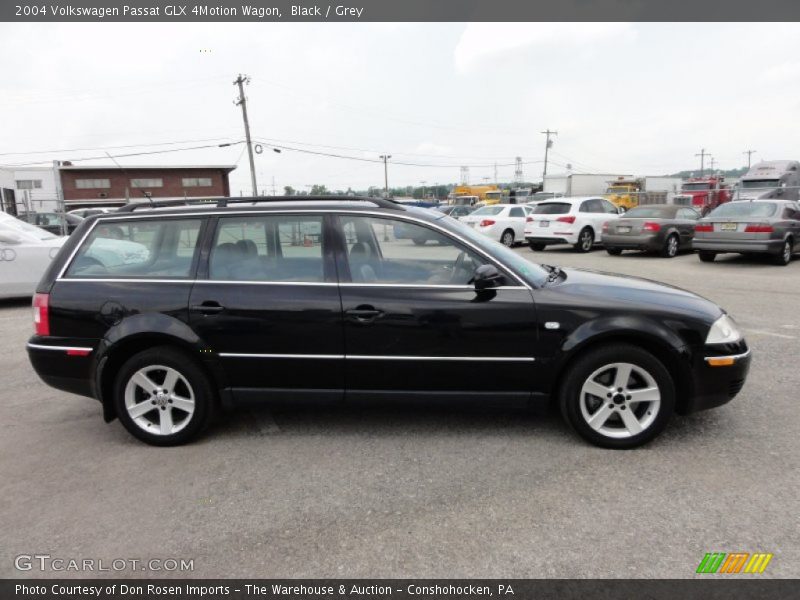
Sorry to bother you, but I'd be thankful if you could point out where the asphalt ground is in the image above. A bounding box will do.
[0,245,797,578]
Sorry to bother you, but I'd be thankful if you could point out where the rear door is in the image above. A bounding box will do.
[508,205,527,239]
[677,208,700,246]
[333,213,539,404]
[188,212,344,402]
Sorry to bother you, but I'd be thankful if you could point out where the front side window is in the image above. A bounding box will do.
[341,216,483,285]
[600,199,618,214]
[66,218,203,278]
[210,215,324,282]
[130,178,164,188]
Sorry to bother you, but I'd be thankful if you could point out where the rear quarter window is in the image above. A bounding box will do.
[65,218,203,279]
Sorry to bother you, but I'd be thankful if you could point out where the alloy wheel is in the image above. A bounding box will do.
[124,365,196,436]
[667,235,678,257]
[580,230,593,251]
[502,231,514,246]
[578,362,661,439]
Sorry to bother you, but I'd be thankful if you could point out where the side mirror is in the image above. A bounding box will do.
[0,232,22,245]
[472,264,503,290]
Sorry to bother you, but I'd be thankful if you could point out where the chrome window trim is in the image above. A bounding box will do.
[80,209,534,289]
[54,278,527,290]
[218,353,534,362]
[27,343,93,352]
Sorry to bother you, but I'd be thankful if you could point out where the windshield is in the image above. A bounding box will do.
[0,214,59,241]
[682,183,712,191]
[623,206,674,219]
[708,202,778,218]
[472,206,504,216]
[740,179,779,189]
[533,202,571,215]
[606,187,631,193]
[440,216,549,286]
[531,192,556,201]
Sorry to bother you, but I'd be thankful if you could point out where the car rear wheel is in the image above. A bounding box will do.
[528,242,546,251]
[771,239,793,266]
[574,227,594,253]
[606,247,623,256]
[559,344,675,449]
[661,234,679,258]
[501,229,515,247]
[114,346,215,446]
[698,251,716,263]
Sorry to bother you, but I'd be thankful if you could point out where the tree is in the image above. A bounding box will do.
[283,186,295,196]
[309,184,329,195]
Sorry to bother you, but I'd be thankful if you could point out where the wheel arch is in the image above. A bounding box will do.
[551,322,695,414]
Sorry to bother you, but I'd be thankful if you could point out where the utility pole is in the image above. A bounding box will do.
[709,157,716,172]
[494,162,498,187]
[541,129,557,181]
[52,160,67,236]
[743,149,757,169]
[695,148,710,177]
[379,154,391,197]
[234,74,258,197]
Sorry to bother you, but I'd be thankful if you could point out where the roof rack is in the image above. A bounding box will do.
[116,195,406,213]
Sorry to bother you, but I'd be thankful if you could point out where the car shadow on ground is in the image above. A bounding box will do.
[0,298,31,309]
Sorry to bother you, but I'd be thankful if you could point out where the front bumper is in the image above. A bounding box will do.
[603,232,662,251]
[684,342,751,413]
[692,238,784,254]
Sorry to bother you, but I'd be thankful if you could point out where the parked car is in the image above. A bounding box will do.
[19,212,83,235]
[692,200,800,265]
[0,212,67,299]
[459,203,532,246]
[524,197,620,252]
[69,207,117,219]
[436,205,475,220]
[603,205,701,258]
[28,196,750,449]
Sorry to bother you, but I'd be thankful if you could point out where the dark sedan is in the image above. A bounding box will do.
[692,200,800,265]
[603,205,701,258]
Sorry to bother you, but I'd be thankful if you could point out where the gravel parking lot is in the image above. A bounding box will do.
[1,247,797,579]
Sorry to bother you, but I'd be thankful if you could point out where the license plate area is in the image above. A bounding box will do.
[539,220,549,227]
[617,226,631,233]
[721,223,737,231]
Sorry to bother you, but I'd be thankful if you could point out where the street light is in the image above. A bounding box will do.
[379,154,391,197]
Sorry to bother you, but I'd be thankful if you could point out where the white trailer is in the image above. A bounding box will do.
[544,173,632,197]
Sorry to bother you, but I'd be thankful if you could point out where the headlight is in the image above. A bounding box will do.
[706,314,742,344]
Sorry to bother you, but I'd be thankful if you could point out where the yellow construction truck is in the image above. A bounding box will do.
[451,185,502,205]
[604,176,682,211]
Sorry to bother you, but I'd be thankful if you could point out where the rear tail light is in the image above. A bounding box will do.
[744,224,774,233]
[602,222,610,231]
[526,216,534,222]
[33,293,50,336]
[695,223,713,232]
[643,222,661,232]
[556,216,576,224]
[479,219,496,227]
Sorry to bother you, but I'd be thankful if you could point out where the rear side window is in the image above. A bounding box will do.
[66,218,203,279]
[509,207,524,218]
[210,215,324,282]
[534,202,571,215]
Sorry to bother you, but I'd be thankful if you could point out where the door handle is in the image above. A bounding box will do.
[345,306,384,322]
[190,302,225,315]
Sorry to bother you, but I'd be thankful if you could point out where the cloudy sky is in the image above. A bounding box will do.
[1,22,799,194]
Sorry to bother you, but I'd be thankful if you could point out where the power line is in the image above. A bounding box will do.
[0,136,240,158]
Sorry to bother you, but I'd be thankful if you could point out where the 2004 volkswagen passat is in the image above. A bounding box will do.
[27,197,750,448]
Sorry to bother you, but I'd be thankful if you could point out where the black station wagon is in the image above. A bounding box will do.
[27,197,751,448]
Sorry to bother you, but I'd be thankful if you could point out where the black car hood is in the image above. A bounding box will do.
[553,268,723,322]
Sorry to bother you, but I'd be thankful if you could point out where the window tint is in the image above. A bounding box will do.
[579,200,597,213]
[625,206,674,219]
[472,206,504,216]
[533,202,571,215]
[509,207,524,218]
[66,218,202,278]
[341,216,483,285]
[600,199,618,214]
[210,215,324,282]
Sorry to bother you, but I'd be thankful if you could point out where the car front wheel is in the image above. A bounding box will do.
[559,344,675,449]
[114,346,215,446]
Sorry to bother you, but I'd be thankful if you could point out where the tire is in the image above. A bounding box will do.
[606,247,623,256]
[412,238,427,246]
[660,234,679,258]
[501,229,515,247]
[771,238,793,266]
[528,242,546,251]
[114,346,216,446]
[559,344,675,449]
[698,251,716,263]
[574,227,594,253]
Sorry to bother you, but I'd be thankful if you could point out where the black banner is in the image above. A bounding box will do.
[4,0,800,22]
[3,580,800,600]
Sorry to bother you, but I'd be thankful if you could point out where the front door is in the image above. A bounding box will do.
[189,213,344,402]
[334,213,539,404]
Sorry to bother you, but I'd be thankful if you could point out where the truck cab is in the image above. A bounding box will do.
[673,176,731,216]
[734,161,800,202]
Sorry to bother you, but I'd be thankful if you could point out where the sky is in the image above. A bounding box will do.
[1,22,800,195]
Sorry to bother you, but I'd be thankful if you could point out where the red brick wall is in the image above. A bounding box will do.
[60,168,231,201]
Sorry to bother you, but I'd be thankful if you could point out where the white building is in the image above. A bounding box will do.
[0,166,59,214]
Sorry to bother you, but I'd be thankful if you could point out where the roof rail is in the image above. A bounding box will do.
[116,195,406,213]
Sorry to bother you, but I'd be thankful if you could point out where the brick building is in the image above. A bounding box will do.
[58,164,236,208]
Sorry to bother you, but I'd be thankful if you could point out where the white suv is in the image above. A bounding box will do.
[524,197,620,252]
[460,203,533,247]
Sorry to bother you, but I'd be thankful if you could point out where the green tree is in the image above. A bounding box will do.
[283,185,295,196]
[309,184,329,195]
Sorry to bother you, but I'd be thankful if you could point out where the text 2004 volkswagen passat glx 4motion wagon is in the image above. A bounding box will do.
[27,197,751,449]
